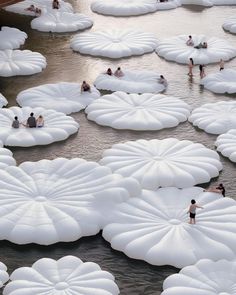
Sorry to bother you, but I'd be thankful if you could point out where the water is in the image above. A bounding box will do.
[0,2,236,294]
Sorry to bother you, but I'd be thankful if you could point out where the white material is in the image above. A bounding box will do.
[0,106,79,147]
[86,92,190,131]
[189,101,236,135]
[0,158,139,245]
[103,188,236,268]
[4,256,120,295]
[213,0,236,4]
[94,70,166,93]
[156,0,181,10]
[223,16,236,34]
[5,0,73,16]
[162,259,236,295]
[0,142,16,169]
[215,129,236,163]
[0,27,27,50]
[181,0,213,6]
[31,11,93,33]
[71,30,158,59]
[0,94,8,108]
[100,138,222,189]
[0,49,46,77]
[201,69,236,94]
[0,262,9,288]
[91,0,157,16]
[17,82,100,114]
[156,34,236,64]
[91,0,180,16]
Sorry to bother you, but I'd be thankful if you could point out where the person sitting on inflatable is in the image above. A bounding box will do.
[114,67,124,78]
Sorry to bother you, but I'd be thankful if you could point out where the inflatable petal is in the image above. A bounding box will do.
[215,129,236,162]
[94,70,166,93]
[100,138,222,189]
[0,94,8,108]
[201,69,236,94]
[0,142,16,169]
[162,259,236,294]
[5,0,73,16]
[86,92,190,130]
[4,256,119,295]
[17,82,100,114]
[223,16,236,34]
[0,27,27,50]
[31,11,93,33]
[0,262,9,288]
[156,34,236,64]
[0,106,79,147]
[103,188,236,268]
[189,101,236,134]
[0,158,139,245]
[0,50,46,77]
[92,0,160,16]
[71,30,158,58]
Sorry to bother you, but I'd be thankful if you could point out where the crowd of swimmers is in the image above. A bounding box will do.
[25,0,60,16]
[105,67,168,87]
[12,113,44,129]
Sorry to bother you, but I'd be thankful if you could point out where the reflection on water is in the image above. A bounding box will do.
[0,1,236,294]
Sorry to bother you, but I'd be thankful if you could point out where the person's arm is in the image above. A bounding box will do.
[196,204,204,209]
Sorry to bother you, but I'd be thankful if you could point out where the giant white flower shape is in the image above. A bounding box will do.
[189,101,236,135]
[223,16,236,34]
[156,34,236,64]
[5,0,73,16]
[215,129,236,163]
[91,0,180,16]
[0,50,46,77]
[0,158,139,245]
[91,0,157,16]
[0,142,16,169]
[94,70,165,93]
[71,30,158,59]
[201,69,236,94]
[86,92,190,131]
[0,106,79,147]
[0,262,9,288]
[103,188,236,268]
[0,27,27,50]
[0,94,8,108]
[3,256,120,295]
[100,138,222,189]
[162,259,236,295]
[31,11,93,33]
[17,82,100,114]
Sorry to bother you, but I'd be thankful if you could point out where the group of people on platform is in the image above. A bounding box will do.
[186,35,208,49]
[106,67,124,77]
[12,113,44,129]
[25,0,60,16]
[106,67,168,87]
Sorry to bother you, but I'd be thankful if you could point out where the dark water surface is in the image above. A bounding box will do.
[0,1,236,294]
